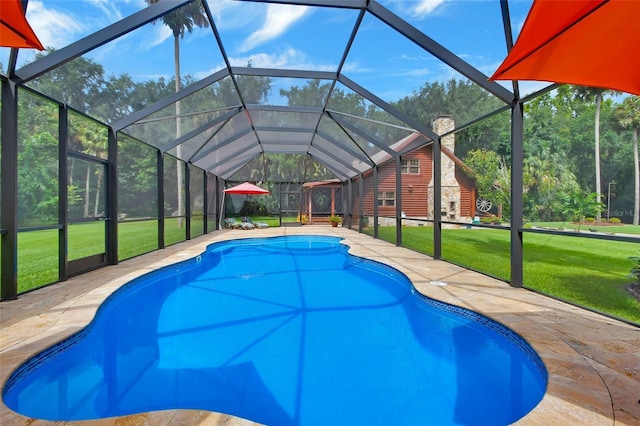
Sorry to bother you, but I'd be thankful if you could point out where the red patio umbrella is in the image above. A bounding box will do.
[224,182,270,195]
[0,0,44,50]
[490,0,640,96]
[220,182,269,227]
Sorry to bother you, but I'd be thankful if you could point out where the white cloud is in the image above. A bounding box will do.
[229,48,334,71]
[411,0,447,18]
[341,60,373,74]
[390,68,432,78]
[27,1,88,49]
[142,25,173,49]
[207,0,259,30]
[240,4,309,52]
[89,0,124,23]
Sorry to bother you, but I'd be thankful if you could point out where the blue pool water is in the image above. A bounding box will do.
[3,236,546,425]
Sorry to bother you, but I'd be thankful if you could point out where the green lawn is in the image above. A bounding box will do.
[13,216,283,293]
[529,221,640,234]
[367,226,640,324]
[12,220,639,324]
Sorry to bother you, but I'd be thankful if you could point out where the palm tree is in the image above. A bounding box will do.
[573,87,621,222]
[146,0,209,226]
[573,87,605,222]
[614,96,640,225]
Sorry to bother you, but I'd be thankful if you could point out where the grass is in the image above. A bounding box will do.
[367,225,639,324]
[529,221,640,234]
[227,215,296,227]
[13,216,284,293]
[12,219,639,324]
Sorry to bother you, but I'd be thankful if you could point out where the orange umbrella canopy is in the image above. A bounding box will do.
[0,0,44,50]
[490,0,640,96]
[224,182,270,195]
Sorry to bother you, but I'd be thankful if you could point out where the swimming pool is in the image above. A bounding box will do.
[3,235,546,425]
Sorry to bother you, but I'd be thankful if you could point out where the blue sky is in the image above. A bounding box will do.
[3,0,542,104]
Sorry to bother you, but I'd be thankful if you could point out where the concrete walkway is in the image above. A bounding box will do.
[1,227,638,425]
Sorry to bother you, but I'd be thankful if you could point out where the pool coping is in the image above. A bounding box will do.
[1,227,639,425]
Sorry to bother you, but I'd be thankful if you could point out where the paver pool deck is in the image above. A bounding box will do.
[1,227,639,425]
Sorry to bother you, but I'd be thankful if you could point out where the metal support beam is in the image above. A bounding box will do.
[395,156,402,246]
[162,107,242,153]
[231,67,336,80]
[245,104,324,114]
[203,171,208,235]
[107,127,118,265]
[510,102,524,287]
[212,149,261,179]
[185,164,191,240]
[59,105,69,280]
[158,150,165,249]
[215,176,221,230]
[433,136,442,259]
[347,178,353,228]
[311,144,361,175]
[328,111,398,157]
[499,0,521,99]
[342,181,348,222]
[1,78,18,300]
[358,173,364,233]
[14,0,193,83]
[338,75,440,141]
[308,154,349,181]
[112,69,231,132]
[367,0,513,104]
[201,141,262,169]
[373,166,379,239]
[238,0,366,8]
[315,130,374,166]
[190,127,253,164]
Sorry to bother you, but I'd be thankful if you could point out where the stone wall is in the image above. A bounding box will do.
[428,115,462,221]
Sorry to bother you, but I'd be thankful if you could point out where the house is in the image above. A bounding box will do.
[302,115,478,225]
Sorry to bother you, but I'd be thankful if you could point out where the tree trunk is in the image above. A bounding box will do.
[633,128,639,225]
[594,92,602,222]
[174,32,184,228]
[94,168,102,217]
[84,164,91,217]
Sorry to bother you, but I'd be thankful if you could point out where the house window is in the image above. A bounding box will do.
[377,191,395,207]
[401,158,420,174]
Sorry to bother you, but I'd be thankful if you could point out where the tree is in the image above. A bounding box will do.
[464,149,508,218]
[69,115,108,217]
[614,96,640,225]
[561,189,604,231]
[573,87,621,222]
[29,49,106,116]
[146,0,209,226]
[523,89,580,221]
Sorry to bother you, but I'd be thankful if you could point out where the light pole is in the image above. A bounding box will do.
[607,180,616,222]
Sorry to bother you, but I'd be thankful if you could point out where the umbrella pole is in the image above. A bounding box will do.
[219,191,226,229]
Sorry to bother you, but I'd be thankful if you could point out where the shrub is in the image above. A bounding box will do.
[609,217,621,224]
[480,216,501,225]
[240,200,267,216]
[585,217,596,223]
[630,252,640,283]
[328,215,342,224]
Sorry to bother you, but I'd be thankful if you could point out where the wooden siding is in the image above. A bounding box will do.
[456,168,477,217]
[355,145,477,218]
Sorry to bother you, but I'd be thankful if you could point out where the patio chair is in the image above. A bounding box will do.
[243,217,268,229]
[224,218,252,229]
